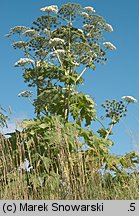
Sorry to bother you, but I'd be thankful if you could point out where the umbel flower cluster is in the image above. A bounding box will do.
[12,41,28,49]
[102,95,137,124]
[7,3,117,70]
[9,26,29,34]
[18,91,33,97]
[83,6,96,12]
[104,24,113,32]
[102,99,127,122]
[122,96,137,103]
[40,5,58,13]
[103,42,116,50]
[15,58,34,67]
[49,38,65,46]
[23,29,38,37]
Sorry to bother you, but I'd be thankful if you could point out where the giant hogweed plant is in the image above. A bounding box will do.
[5,3,139,190]
[7,3,116,123]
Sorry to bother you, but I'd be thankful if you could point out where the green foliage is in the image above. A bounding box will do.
[70,92,96,126]
[102,99,127,124]
[97,127,113,138]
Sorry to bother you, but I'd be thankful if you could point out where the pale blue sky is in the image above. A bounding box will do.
[0,0,139,155]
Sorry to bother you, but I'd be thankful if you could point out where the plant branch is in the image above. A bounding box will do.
[75,67,87,84]
[104,117,115,140]
[53,47,63,68]
[94,116,106,129]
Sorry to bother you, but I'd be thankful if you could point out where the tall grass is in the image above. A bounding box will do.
[1,129,139,200]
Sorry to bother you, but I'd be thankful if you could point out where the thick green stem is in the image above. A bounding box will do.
[104,117,115,140]
[36,84,40,118]
[75,67,87,84]
[53,46,63,68]
[64,14,72,122]
[104,102,129,139]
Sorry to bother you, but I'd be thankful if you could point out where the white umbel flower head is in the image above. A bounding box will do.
[23,29,38,37]
[15,58,34,67]
[52,49,65,55]
[105,23,113,32]
[40,5,58,13]
[49,38,65,46]
[80,12,89,18]
[18,91,33,97]
[103,42,116,50]
[10,26,29,34]
[12,41,27,49]
[84,6,95,13]
[122,96,137,103]
[43,28,50,36]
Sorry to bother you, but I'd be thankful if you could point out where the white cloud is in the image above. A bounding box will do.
[0,114,29,137]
